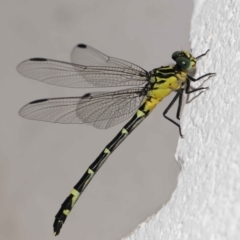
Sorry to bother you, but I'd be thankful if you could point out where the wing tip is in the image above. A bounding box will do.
[16,58,47,76]
[18,98,49,118]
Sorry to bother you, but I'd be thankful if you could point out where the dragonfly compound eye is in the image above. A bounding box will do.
[172,51,181,61]
[176,57,191,70]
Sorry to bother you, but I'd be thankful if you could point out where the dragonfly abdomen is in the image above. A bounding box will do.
[53,105,149,235]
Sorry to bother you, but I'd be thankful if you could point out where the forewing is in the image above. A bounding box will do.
[19,88,146,129]
[17,45,149,88]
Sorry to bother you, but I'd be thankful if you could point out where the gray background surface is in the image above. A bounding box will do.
[0,1,192,240]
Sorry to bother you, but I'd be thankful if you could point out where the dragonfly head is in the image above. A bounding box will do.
[172,51,197,71]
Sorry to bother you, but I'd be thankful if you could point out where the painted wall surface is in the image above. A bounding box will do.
[123,0,240,239]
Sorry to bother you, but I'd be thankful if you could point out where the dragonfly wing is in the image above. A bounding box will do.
[17,58,149,88]
[19,88,146,129]
[71,44,147,72]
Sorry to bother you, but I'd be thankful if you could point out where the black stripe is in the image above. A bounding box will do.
[74,171,93,191]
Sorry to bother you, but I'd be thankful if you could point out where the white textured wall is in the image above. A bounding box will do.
[123,0,240,239]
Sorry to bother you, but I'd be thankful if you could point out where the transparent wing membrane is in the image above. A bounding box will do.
[71,43,147,71]
[19,88,146,129]
[17,44,149,88]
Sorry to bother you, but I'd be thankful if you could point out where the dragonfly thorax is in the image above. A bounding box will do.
[149,65,187,86]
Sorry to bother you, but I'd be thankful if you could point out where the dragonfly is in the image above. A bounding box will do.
[17,43,215,236]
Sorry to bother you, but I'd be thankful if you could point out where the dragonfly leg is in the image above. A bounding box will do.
[187,72,216,82]
[163,91,183,138]
[185,78,209,94]
[196,49,210,60]
[176,89,183,120]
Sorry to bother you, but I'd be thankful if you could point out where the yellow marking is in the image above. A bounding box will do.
[70,188,81,207]
[82,168,95,191]
[129,116,145,131]
[121,128,128,134]
[144,99,160,112]
[104,148,110,154]
[137,110,145,117]
[175,71,187,81]
[159,66,172,70]
[88,168,94,174]
[63,209,70,216]
[148,88,172,101]
[153,73,186,94]
[71,188,80,197]
[155,76,178,88]
[183,51,190,58]
[150,77,155,83]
